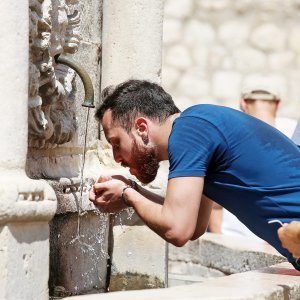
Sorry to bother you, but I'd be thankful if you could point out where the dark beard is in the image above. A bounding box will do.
[131,138,159,184]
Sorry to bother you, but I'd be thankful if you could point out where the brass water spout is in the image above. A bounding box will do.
[55,54,95,108]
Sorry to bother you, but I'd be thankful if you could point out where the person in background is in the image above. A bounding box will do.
[209,87,297,239]
[240,88,297,138]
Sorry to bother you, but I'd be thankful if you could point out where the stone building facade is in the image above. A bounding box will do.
[162,0,300,120]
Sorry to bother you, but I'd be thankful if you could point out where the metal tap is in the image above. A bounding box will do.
[55,54,95,108]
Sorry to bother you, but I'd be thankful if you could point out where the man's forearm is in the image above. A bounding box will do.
[123,187,174,242]
[123,177,205,247]
[133,183,164,205]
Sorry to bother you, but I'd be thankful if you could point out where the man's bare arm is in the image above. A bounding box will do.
[91,176,206,246]
[126,181,165,205]
[190,194,213,240]
[125,176,205,246]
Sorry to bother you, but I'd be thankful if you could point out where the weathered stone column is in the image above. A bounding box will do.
[101,0,167,290]
[0,1,56,299]
[101,0,164,86]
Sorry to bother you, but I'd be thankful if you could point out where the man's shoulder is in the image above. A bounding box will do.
[180,104,242,122]
[182,104,231,113]
[171,104,244,144]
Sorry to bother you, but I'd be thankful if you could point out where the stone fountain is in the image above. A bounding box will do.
[0,0,166,299]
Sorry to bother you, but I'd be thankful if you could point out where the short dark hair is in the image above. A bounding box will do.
[95,79,180,132]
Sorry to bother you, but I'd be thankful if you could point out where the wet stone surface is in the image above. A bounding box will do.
[109,272,165,292]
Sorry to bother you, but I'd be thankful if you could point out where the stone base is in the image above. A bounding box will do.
[0,222,50,300]
[110,225,167,291]
[49,211,110,297]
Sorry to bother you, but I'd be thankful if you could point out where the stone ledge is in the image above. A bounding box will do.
[0,171,57,224]
[168,233,288,289]
[64,262,300,300]
[169,233,286,274]
[64,233,300,299]
[198,234,286,273]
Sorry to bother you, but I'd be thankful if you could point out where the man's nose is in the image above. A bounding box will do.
[113,149,122,163]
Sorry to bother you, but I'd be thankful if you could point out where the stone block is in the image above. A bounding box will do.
[163,18,183,45]
[178,70,210,98]
[168,239,201,263]
[198,233,286,274]
[49,212,110,296]
[110,225,167,291]
[183,20,215,47]
[212,71,241,100]
[191,45,209,68]
[26,153,82,179]
[268,51,295,70]
[168,261,225,278]
[218,20,250,48]
[0,223,50,300]
[164,0,194,19]
[289,26,300,53]
[161,66,181,91]
[233,0,253,13]
[0,0,28,169]
[208,45,227,69]
[165,45,192,70]
[80,0,102,44]
[196,0,231,11]
[101,0,164,87]
[233,47,266,71]
[251,23,286,51]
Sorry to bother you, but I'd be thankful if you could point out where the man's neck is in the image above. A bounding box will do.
[152,113,180,161]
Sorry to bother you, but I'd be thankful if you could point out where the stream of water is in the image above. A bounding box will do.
[60,108,135,295]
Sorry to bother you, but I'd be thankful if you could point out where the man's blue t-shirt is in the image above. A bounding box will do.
[168,104,300,266]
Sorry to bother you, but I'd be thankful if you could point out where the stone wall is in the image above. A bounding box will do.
[162,0,300,120]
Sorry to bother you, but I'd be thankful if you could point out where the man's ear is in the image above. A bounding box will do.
[134,117,149,143]
[134,117,148,134]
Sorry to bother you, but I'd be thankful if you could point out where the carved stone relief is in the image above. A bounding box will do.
[29,0,82,149]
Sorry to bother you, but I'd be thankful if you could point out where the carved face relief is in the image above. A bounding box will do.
[28,0,81,148]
